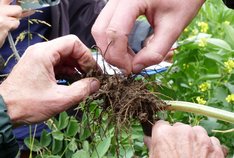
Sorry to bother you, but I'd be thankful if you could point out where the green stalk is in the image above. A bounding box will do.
[165,101,234,124]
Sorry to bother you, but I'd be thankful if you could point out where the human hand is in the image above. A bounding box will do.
[92,0,205,74]
[0,0,23,47]
[0,35,100,125]
[144,121,227,158]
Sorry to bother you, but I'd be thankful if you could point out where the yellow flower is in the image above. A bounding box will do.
[184,28,189,32]
[196,97,207,105]
[192,29,199,35]
[226,94,234,103]
[224,21,230,25]
[199,82,210,92]
[198,38,208,47]
[224,59,234,73]
[183,64,189,69]
[198,22,209,33]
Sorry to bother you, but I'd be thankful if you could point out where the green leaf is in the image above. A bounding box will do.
[68,138,77,152]
[24,137,42,152]
[91,137,111,158]
[79,127,91,141]
[52,130,64,141]
[66,119,79,137]
[204,53,223,65]
[58,112,69,130]
[40,130,51,147]
[72,150,90,158]
[83,141,89,152]
[225,83,234,93]
[198,74,222,82]
[224,24,234,49]
[52,139,63,154]
[43,156,61,158]
[207,38,232,51]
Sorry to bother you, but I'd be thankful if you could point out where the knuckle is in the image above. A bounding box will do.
[210,136,221,145]
[13,5,23,14]
[199,136,213,150]
[193,125,208,134]
[150,53,164,64]
[106,28,123,39]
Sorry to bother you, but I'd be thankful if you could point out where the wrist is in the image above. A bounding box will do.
[0,85,21,125]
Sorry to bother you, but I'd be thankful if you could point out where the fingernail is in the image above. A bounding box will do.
[90,79,100,93]
[133,64,144,73]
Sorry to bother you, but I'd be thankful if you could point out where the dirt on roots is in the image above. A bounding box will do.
[87,72,169,136]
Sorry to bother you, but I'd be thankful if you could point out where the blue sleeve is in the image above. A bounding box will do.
[128,20,153,53]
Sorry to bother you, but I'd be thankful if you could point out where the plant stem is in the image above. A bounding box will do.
[164,101,234,124]
[7,33,20,61]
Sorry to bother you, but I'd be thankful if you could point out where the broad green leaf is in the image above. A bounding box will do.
[204,53,223,65]
[40,130,51,147]
[66,119,79,137]
[52,130,64,141]
[72,150,90,158]
[91,137,111,158]
[207,38,232,51]
[52,139,63,154]
[24,137,42,152]
[79,127,91,141]
[58,112,69,130]
[200,118,220,134]
[83,140,89,152]
[224,24,234,49]
[225,83,234,93]
[68,138,77,152]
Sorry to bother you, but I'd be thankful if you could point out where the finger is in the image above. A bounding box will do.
[143,136,152,149]
[0,5,22,18]
[152,120,170,133]
[173,122,185,127]
[57,78,100,106]
[92,0,134,74]
[101,34,134,74]
[107,0,146,36]
[210,137,221,146]
[164,50,174,62]
[92,0,120,52]
[0,35,7,47]
[102,0,146,74]
[221,145,229,157]
[3,16,20,30]
[155,120,170,126]
[132,26,180,73]
[27,35,98,73]
[192,126,208,135]
[210,137,225,158]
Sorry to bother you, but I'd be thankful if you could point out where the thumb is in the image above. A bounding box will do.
[61,78,100,105]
